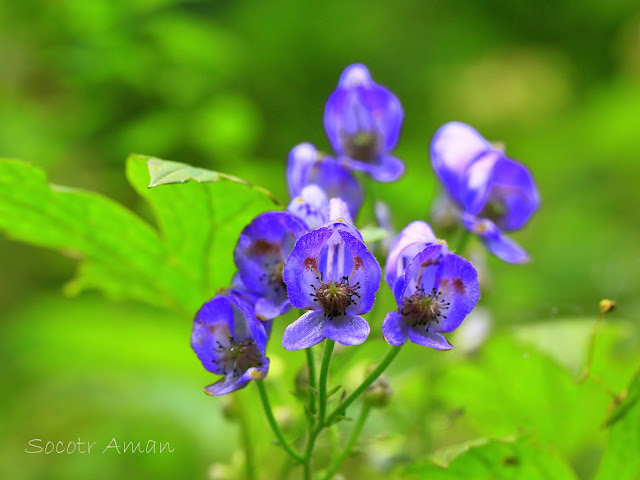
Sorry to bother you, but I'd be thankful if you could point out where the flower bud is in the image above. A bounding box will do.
[363,366,392,408]
[599,299,616,314]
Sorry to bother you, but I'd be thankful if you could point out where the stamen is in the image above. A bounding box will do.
[212,337,263,377]
[399,286,450,331]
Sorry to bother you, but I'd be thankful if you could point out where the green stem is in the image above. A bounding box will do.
[326,345,402,425]
[256,381,304,462]
[321,406,371,480]
[303,340,335,479]
[306,347,317,416]
[236,392,257,480]
[317,340,335,425]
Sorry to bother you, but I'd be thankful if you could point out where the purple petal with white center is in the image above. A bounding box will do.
[385,221,437,291]
[431,122,492,206]
[283,227,334,309]
[462,215,530,264]
[339,230,381,314]
[287,184,329,230]
[282,310,327,350]
[323,314,370,346]
[486,157,540,231]
[433,253,480,333]
[382,311,408,346]
[407,327,453,350]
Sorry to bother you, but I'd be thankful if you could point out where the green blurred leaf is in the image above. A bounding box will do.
[0,156,280,314]
[436,335,608,455]
[404,437,578,480]
[595,369,640,480]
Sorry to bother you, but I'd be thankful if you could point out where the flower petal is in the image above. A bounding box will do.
[342,153,405,182]
[254,296,291,321]
[407,327,453,350]
[434,253,481,333]
[487,157,540,231]
[204,375,248,396]
[382,311,408,346]
[283,227,334,309]
[339,230,381,314]
[234,211,308,298]
[324,314,370,346]
[304,157,363,219]
[287,143,318,198]
[282,310,327,350]
[287,184,329,230]
[431,122,492,206]
[463,215,530,264]
[385,221,437,292]
[462,150,501,215]
[400,243,443,300]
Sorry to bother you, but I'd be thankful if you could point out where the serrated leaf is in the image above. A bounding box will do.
[145,156,282,205]
[0,156,281,315]
[595,368,640,480]
[404,437,578,480]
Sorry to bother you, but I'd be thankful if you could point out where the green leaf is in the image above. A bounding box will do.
[436,335,608,455]
[0,156,280,315]
[404,437,578,480]
[595,368,640,480]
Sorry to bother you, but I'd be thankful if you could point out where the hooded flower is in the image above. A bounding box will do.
[430,121,539,263]
[287,142,362,220]
[324,64,405,182]
[281,200,381,350]
[191,295,269,395]
[233,211,308,320]
[382,223,480,350]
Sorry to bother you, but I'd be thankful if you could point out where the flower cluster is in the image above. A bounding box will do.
[190,64,539,396]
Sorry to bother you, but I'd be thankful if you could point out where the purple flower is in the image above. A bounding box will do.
[287,184,329,231]
[191,295,269,395]
[382,224,480,350]
[287,143,362,220]
[281,207,381,350]
[324,64,405,182]
[430,122,540,263]
[233,211,308,320]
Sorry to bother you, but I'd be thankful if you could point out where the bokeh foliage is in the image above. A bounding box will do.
[1,0,639,479]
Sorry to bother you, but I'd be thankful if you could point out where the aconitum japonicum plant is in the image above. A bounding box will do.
[186,64,538,479]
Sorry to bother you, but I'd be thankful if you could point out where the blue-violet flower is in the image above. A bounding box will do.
[233,211,308,320]
[430,121,540,263]
[281,200,381,350]
[191,295,269,395]
[382,221,480,350]
[324,64,405,182]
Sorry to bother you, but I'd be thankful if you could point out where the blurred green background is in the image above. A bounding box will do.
[1,1,639,479]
